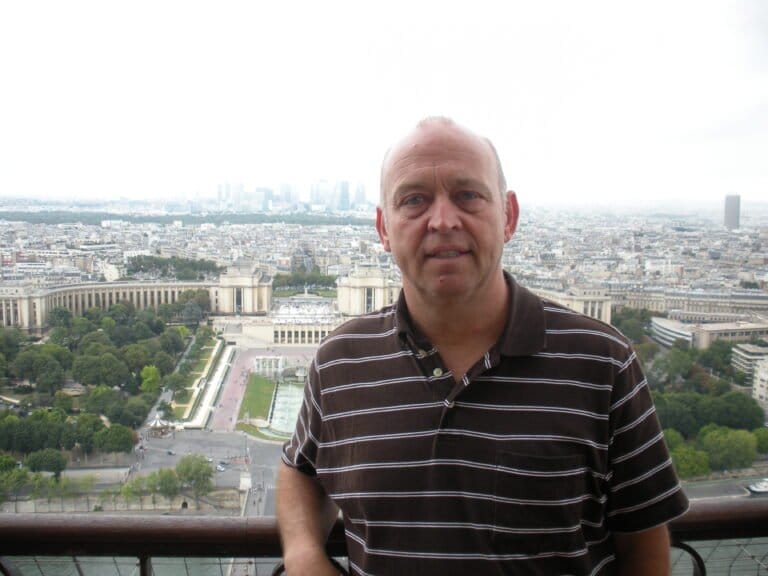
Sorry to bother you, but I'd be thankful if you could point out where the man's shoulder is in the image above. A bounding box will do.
[317,304,399,358]
[540,299,632,352]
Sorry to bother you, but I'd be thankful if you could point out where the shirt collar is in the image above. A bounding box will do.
[394,271,547,357]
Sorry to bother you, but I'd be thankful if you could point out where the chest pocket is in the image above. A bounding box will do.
[492,451,592,555]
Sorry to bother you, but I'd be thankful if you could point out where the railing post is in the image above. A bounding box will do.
[139,555,152,576]
[673,542,706,576]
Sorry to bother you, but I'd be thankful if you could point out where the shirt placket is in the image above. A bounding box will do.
[428,349,501,458]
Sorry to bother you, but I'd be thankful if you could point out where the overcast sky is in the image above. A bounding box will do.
[1,1,766,208]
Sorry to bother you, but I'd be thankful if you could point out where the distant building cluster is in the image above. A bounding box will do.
[1,197,767,404]
[213,179,370,214]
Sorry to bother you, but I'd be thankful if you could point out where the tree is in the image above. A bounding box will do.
[131,321,154,341]
[662,348,695,387]
[153,351,175,376]
[119,397,151,428]
[157,303,176,323]
[656,394,699,438]
[155,468,181,505]
[78,329,113,352]
[176,455,213,506]
[48,327,71,349]
[698,426,757,471]
[25,448,67,481]
[698,340,733,375]
[106,303,132,325]
[663,428,684,452]
[696,392,764,431]
[73,413,106,453]
[34,356,64,394]
[753,427,768,454]
[122,343,151,374]
[85,385,122,415]
[160,328,185,355]
[39,343,73,370]
[671,445,710,479]
[0,454,16,472]
[70,317,96,347]
[163,373,187,393]
[157,400,174,420]
[11,348,41,380]
[121,477,145,509]
[99,353,130,388]
[53,391,74,413]
[140,365,162,394]
[109,325,134,348]
[0,467,29,511]
[635,341,660,365]
[94,424,135,453]
[0,327,22,363]
[182,302,203,327]
[48,307,73,328]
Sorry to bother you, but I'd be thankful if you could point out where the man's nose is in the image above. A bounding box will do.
[427,195,460,232]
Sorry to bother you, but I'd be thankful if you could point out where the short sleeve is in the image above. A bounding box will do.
[281,359,324,476]
[606,347,689,532]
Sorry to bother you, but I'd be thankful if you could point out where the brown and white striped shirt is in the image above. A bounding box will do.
[283,274,689,575]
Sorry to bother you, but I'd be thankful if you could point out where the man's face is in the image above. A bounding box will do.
[376,122,518,303]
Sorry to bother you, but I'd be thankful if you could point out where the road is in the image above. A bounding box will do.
[209,347,265,432]
[684,475,768,501]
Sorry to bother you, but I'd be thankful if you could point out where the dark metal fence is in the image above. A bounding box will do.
[1,497,767,575]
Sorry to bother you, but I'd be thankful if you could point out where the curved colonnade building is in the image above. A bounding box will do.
[0,262,272,333]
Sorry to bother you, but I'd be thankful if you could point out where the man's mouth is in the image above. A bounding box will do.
[428,249,467,259]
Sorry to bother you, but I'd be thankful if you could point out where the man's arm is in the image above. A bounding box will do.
[613,524,671,575]
[276,461,340,575]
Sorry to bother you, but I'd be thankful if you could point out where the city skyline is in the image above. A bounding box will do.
[1,1,767,207]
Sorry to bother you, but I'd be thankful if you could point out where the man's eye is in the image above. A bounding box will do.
[458,190,481,201]
[401,195,425,207]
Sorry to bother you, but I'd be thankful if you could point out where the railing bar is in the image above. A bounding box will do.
[0,557,24,576]
[758,549,768,572]
[73,556,86,576]
[114,555,126,576]
[738,544,768,571]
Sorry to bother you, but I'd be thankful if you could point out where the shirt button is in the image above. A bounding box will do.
[433,368,443,377]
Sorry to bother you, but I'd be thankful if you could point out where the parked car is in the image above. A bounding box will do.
[747,478,768,494]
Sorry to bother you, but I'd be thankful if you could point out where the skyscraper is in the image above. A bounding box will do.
[724,194,740,230]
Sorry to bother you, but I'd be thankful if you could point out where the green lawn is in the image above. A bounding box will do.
[238,375,277,420]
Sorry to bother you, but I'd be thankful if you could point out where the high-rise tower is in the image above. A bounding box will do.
[724,194,740,230]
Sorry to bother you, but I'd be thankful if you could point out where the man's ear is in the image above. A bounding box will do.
[504,191,519,242]
[376,206,391,252]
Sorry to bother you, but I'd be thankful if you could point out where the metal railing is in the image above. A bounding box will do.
[1,497,767,575]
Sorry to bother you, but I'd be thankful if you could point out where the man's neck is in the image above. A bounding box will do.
[404,273,510,349]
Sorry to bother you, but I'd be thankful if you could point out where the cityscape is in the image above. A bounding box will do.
[1,0,767,571]
[0,191,767,574]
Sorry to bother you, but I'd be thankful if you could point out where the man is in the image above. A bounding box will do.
[277,118,689,575]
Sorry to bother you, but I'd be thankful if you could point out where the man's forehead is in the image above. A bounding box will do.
[388,123,490,162]
[384,125,494,184]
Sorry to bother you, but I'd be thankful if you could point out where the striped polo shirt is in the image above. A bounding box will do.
[282,274,689,575]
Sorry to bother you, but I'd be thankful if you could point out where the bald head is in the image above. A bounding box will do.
[380,117,508,207]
